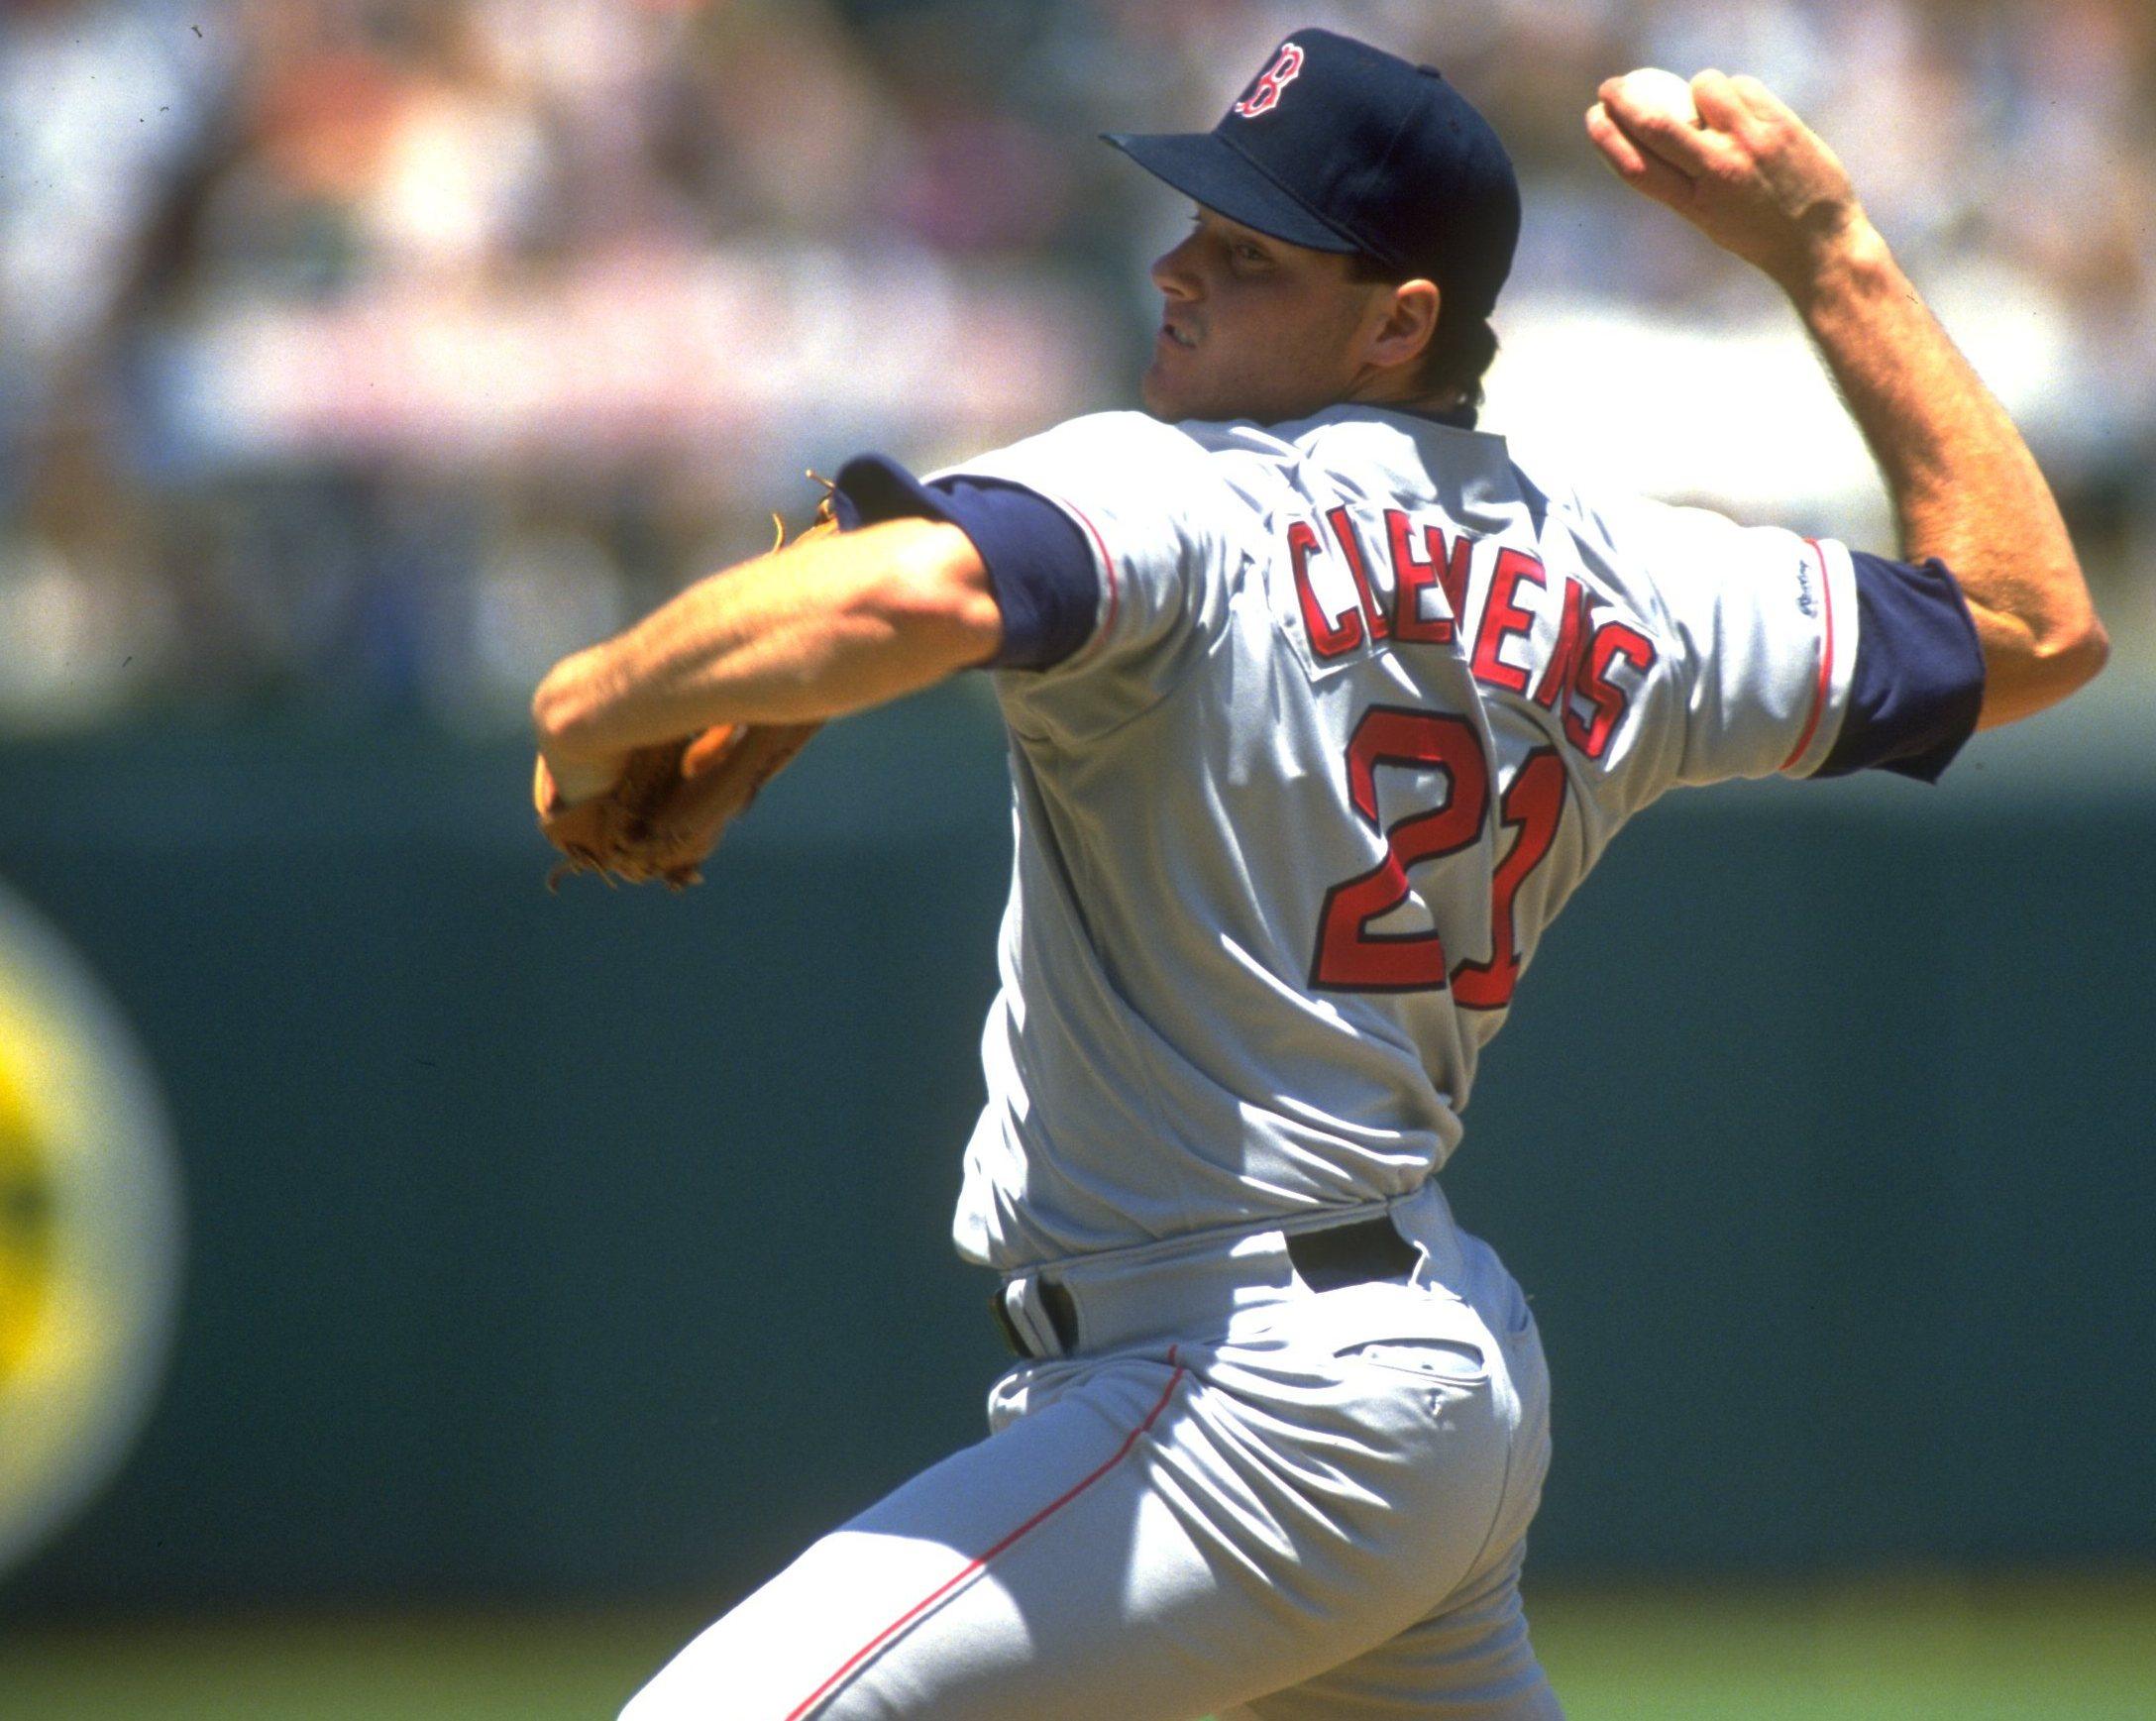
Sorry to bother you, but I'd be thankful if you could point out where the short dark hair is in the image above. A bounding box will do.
[1346,252,1500,410]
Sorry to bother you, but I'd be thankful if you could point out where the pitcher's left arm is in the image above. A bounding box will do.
[532,518,1002,799]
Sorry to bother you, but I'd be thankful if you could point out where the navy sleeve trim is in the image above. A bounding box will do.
[830,453,960,532]
[1814,553,1986,783]
[831,454,1101,672]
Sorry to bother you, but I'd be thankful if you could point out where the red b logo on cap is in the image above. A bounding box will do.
[1234,42,1305,118]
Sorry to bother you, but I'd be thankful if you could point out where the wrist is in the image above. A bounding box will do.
[1776,206,1892,312]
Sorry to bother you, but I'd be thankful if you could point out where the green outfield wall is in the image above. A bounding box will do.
[2,692,2151,1611]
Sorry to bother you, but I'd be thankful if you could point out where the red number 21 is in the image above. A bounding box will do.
[1310,706,1565,1008]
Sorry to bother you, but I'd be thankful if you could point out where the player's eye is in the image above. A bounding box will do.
[1187,214,1270,268]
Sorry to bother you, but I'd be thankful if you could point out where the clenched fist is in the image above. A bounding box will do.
[1586,69,1869,297]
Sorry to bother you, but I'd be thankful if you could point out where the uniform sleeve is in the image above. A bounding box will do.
[1813,553,1985,782]
[932,411,1233,675]
[1607,498,1989,789]
[829,457,1099,670]
[841,411,1241,743]
[1613,498,1863,786]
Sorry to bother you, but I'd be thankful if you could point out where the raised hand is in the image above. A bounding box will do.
[1587,70,1866,296]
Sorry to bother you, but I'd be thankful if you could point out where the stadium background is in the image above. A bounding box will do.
[2,0,2152,1715]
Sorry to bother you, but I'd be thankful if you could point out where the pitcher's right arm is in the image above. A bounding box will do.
[1588,69,2107,730]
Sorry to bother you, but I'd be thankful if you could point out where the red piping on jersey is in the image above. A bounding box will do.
[783,1349,1188,1719]
[1781,537,1836,773]
[1063,497,1119,661]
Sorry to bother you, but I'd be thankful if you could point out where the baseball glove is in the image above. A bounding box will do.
[534,487,837,892]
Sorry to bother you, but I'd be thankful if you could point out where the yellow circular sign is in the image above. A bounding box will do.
[0,878,182,1580]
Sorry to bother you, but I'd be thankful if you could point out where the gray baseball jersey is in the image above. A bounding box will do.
[623,402,1981,1721]
[933,404,1858,1270]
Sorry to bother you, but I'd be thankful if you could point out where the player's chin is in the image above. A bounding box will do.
[1139,361,1230,424]
[1138,361,1188,421]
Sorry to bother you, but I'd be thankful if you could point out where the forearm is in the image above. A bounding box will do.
[532,518,1000,766]
[1784,218,2106,723]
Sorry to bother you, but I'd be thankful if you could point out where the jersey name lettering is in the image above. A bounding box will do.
[1288,519,1361,659]
[1386,509,1470,646]
[1282,511,1660,764]
[1470,548,1543,694]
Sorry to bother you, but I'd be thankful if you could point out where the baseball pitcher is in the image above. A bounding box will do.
[532,29,2105,1719]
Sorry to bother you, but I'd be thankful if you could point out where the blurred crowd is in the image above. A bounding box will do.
[2,0,2151,733]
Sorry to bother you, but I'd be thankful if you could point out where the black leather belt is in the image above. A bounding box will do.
[1284,1213,1422,1291]
[990,1278,1080,1356]
[991,1215,1420,1356]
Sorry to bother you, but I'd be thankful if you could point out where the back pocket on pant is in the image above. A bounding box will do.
[1337,1338,1488,1382]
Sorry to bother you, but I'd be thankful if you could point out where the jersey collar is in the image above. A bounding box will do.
[1391,401,1479,432]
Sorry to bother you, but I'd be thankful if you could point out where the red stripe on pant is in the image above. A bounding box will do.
[785,1349,1189,1720]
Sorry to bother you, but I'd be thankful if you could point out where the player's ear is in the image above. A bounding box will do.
[1361,278,1441,374]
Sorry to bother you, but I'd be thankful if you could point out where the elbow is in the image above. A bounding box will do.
[1993,609,2109,727]
[866,524,1006,670]
[2037,540,2110,698]
[893,574,1007,666]
[2040,610,2110,699]
[1975,591,2109,730]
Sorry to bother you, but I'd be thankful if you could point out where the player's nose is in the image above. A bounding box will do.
[1150,232,1203,301]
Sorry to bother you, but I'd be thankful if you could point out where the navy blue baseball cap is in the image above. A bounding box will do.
[1104,28,1521,320]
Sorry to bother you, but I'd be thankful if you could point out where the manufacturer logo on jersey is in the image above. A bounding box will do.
[0,880,182,1582]
[1234,43,1305,118]
[1793,554,1819,619]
